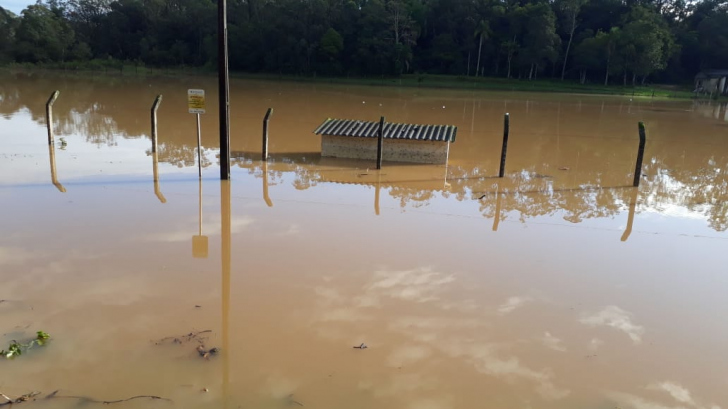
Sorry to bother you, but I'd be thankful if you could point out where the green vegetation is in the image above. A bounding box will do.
[0,0,727,92]
[1,331,51,359]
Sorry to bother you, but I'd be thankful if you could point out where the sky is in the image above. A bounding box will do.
[1,0,35,14]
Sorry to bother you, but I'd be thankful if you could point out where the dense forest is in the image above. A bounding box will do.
[0,0,727,84]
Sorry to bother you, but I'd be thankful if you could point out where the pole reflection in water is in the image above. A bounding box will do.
[263,162,273,207]
[152,151,166,203]
[192,179,209,258]
[621,188,639,242]
[492,186,503,231]
[375,172,381,215]
[220,180,231,409]
[48,144,66,193]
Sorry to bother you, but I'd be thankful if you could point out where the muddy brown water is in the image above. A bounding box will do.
[1,72,727,409]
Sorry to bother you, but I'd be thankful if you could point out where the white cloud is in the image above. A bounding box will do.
[649,382,694,406]
[368,267,455,303]
[580,306,645,343]
[541,332,567,352]
[386,345,433,367]
[0,247,33,266]
[497,296,532,315]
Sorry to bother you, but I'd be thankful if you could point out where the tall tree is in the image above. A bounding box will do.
[557,0,588,80]
[474,19,490,77]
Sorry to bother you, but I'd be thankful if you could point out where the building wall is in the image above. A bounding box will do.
[696,77,728,94]
[321,135,450,164]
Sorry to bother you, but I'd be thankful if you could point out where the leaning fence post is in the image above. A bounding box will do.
[46,91,60,145]
[262,108,273,161]
[499,113,510,178]
[633,122,646,187]
[151,95,163,153]
[376,116,385,170]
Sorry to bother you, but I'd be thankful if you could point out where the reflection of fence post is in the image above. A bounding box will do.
[621,189,638,241]
[46,90,60,145]
[152,151,166,203]
[633,122,646,187]
[48,145,66,193]
[492,187,502,231]
[263,162,273,207]
[375,172,381,215]
[376,116,385,170]
[499,113,510,178]
[151,95,163,153]
[262,108,273,161]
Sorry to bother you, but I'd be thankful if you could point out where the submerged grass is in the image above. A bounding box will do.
[1,62,717,100]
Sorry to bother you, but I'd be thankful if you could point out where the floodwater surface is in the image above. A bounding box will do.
[1,72,727,409]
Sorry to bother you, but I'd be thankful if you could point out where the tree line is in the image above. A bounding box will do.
[1,0,727,85]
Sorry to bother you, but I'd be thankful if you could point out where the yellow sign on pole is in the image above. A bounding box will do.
[188,89,205,114]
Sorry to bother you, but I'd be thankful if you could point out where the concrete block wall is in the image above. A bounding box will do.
[321,135,450,164]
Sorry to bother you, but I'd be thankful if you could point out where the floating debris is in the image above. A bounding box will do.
[352,343,368,349]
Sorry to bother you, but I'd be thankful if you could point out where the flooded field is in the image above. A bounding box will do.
[1,72,727,409]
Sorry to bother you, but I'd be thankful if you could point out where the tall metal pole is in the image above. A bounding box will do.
[218,0,231,180]
[196,113,202,178]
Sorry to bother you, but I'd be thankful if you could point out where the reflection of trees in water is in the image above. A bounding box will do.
[0,73,147,146]
[150,144,212,169]
[642,157,728,232]
[231,151,726,233]
[3,73,726,231]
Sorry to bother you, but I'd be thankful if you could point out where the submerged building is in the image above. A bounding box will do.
[694,69,728,95]
[313,118,457,164]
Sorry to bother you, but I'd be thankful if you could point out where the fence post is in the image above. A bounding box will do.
[46,91,60,145]
[151,95,163,153]
[633,122,646,187]
[262,108,273,161]
[376,116,385,170]
[499,113,510,178]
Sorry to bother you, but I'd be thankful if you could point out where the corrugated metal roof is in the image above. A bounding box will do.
[696,69,728,79]
[313,119,457,143]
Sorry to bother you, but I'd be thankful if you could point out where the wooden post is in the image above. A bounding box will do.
[499,113,510,178]
[196,113,202,178]
[151,95,162,153]
[218,0,231,180]
[633,122,646,187]
[376,116,385,170]
[46,90,60,145]
[262,108,273,161]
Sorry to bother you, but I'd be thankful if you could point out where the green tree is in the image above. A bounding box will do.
[14,4,75,62]
[319,27,344,73]
[474,19,491,77]
[520,3,560,79]
[0,7,18,63]
[556,0,588,80]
